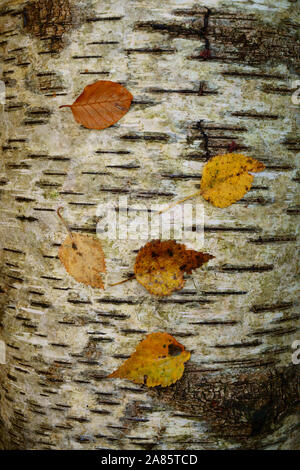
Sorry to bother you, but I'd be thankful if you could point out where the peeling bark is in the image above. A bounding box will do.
[137,6,300,73]
[24,0,74,53]
[0,0,299,450]
[150,364,300,448]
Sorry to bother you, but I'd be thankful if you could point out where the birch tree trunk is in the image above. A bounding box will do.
[0,0,299,450]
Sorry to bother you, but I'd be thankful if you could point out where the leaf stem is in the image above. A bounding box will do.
[159,190,201,214]
[109,275,136,287]
[57,207,76,246]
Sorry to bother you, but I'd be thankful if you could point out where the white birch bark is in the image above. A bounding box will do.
[0,0,299,450]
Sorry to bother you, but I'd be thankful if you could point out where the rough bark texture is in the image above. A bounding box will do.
[0,0,299,450]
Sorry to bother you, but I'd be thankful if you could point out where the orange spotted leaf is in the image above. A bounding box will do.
[134,240,214,296]
[59,233,106,288]
[59,80,133,130]
[109,332,191,387]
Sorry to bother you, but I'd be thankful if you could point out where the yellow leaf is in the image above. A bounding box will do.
[134,240,214,296]
[59,233,106,288]
[109,332,190,387]
[200,153,265,208]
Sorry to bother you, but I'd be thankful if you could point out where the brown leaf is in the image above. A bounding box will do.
[59,233,106,288]
[134,240,214,296]
[109,332,191,387]
[59,80,133,130]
